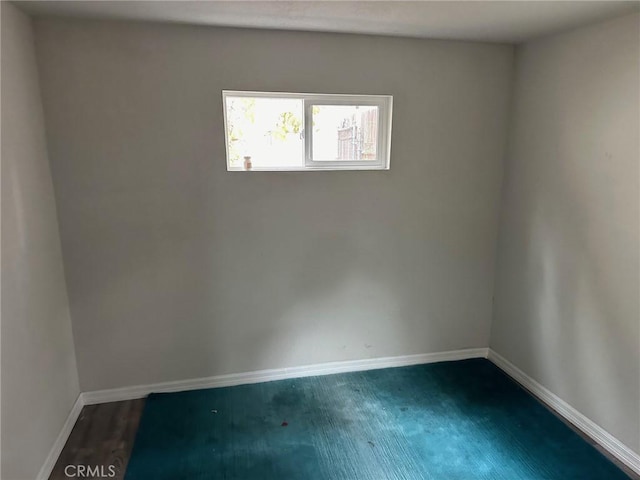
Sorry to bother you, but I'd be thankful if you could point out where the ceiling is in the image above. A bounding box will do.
[15,1,640,44]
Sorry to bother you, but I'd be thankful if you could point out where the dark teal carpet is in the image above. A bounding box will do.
[124,359,628,479]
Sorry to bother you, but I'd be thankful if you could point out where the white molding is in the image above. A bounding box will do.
[82,348,489,405]
[42,348,638,479]
[35,349,486,479]
[36,394,84,480]
[488,348,640,476]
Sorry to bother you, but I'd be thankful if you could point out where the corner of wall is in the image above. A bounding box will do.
[1,2,82,478]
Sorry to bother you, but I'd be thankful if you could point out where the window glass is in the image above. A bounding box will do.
[223,91,392,171]
[311,105,379,162]
[225,96,304,169]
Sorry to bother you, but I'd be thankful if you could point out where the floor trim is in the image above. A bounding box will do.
[36,394,84,480]
[82,348,489,405]
[488,348,640,476]
[40,348,486,479]
[41,348,639,478]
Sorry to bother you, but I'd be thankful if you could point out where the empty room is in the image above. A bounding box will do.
[2,1,639,479]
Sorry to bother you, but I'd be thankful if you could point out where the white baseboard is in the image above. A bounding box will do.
[41,348,638,479]
[36,348,484,480]
[82,347,489,405]
[36,394,84,480]
[488,348,640,476]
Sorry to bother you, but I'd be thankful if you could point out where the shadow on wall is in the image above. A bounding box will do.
[499,39,640,444]
[68,171,434,388]
[202,187,422,377]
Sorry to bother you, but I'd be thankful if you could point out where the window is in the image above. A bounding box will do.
[222,91,392,171]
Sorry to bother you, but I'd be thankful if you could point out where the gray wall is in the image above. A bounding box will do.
[491,13,640,453]
[1,3,81,479]
[34,19,513,391]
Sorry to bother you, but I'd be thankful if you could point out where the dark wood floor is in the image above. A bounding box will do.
[49,399,145,480]
[49,395,638,480]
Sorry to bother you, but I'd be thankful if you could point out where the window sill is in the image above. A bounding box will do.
[226,165,390,172]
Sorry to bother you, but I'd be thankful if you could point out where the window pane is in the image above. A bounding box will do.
[312,105,379,161]
[225,96,304,169]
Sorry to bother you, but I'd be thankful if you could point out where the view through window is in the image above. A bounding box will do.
[223,92,392,171]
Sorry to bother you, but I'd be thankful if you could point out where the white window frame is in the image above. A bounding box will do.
[222,90,393,171]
